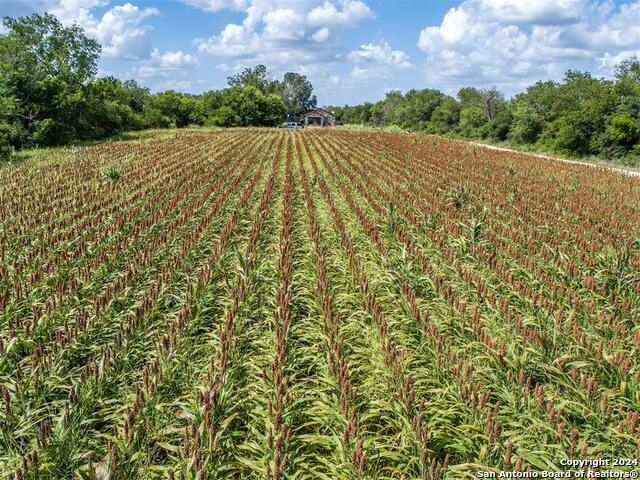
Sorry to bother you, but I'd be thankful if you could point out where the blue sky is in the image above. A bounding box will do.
[2,0,639,105]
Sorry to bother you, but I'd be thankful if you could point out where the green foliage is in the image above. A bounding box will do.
[459,107,486,134]
[103,165,122,181]
[0,17,308,156]
[226,65,315,120]
[279,72,317,119]
[205,87,285,127]
[1,13,100,86]
[537,71,618,156]
[0,13,101,148]
[403,89,446,130]
[148,90,198,128]
[328,103,374,125]
[367,90,406,126]
[0,126,11,160]
[207,105,241,127]
[614,57,640,102]
[429,97,460,133]
[447,183,472,210]
[2,9,638,164]
[336,59,639,162]
[226,64,280,95]
[482,108,513,141]
[607,113,639,148]
[0,13,156,147]
[509,103,544,144]
[81,77,148,137]
[457,87,484,110]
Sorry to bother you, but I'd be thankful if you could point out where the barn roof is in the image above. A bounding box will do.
[304,108,334,118]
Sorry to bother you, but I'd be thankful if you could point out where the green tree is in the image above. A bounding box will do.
[404,89,446,130]
[614,57,640,93]
[457,87,484,110]
[508,81,557,144]
[540,71,616,155]
[369,90,406,126]
[207,105,241,127]
[459,107,486,135]
[0,123,11,160]
[458,87,503,121]
[210,86,285,127]
[226,65,280,94]
[613,57,640,123]
[237,87,286,126]
[81,77,150,138]
[225,65,314,121]
[606,113,639,149]
[328,103,373,125]
[509,103,543,144]
[279,72,317,119]
[1,13,99,85]
[482,106,512,141]
[429,97,460,133]
[0,13,100,147]
[149,91,200,128]
[141,106,171,129]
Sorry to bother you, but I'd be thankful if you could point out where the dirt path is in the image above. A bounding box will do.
[465,140,640,178]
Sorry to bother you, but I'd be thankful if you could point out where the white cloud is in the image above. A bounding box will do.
[1,0,61,17]
[151,48,198,68]
[215,63,232,72]
[151,78,207,91]
[312,27,330,42]
[50,0,108,20]
[2,0,159,60]
[89,4,159,60]
[195,23,259,57]
[479,0,585,25]
[192,0,373,70]
[417,0,640,93]
[181,0,247,12]
[133,48,198,78]
[0,0,108,24]
[307,0,372,27]
[348,41,411,79]
[263,8,306,40]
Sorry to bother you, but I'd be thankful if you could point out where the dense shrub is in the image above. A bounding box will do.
[459,107,486,136]
[329,59,640,162]
[509,105,543,144]
[0,128,11,160]
[607,113,639,148]
[0,14,309,155]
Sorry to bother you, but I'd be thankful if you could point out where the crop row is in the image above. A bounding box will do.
[0,128,638,479]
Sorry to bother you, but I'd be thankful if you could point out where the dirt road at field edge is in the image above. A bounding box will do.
[465,140,640,178]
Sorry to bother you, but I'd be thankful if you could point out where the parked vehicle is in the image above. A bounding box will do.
[280,122,304,129]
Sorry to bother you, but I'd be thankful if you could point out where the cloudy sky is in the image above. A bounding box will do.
[2,0,639,105]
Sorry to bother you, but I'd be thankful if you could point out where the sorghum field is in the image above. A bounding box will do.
[1,129,639,479]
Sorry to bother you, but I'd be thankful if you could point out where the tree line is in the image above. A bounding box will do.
[0,14,317,159]
[328,61,640,163]
[2,12,638,163]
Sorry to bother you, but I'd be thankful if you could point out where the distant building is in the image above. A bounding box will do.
[304,108,336,127]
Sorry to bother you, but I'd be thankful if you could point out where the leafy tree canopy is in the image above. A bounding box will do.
[226,65,280,95]
[1,12,638,166]
[279,72,317,119]
[226,65,316,119]
[1,13,100,86]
